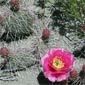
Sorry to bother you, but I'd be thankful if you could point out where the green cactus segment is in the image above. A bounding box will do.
[0,11,33,43]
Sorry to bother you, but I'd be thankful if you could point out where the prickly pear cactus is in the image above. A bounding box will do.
[0,11,33,43]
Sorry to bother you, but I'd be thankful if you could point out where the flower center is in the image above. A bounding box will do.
[52,57,64,70]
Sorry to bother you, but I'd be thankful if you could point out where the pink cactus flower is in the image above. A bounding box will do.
[41,48,75,82]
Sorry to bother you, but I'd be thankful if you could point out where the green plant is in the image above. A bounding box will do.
[49,0,85,40]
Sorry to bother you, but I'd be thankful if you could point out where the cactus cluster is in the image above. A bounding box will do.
[0,11,33,43]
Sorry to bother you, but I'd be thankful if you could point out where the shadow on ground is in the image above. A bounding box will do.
[37,72,68,85]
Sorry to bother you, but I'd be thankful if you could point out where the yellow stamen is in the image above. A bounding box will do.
[52,57,64,70]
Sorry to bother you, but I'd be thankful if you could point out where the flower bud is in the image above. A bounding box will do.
[0,47,9,58]
[10,0,20,12]
[41,28,50,40]
[81,24,85,32]
[70,69,78,79]
[10,0,19,5]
